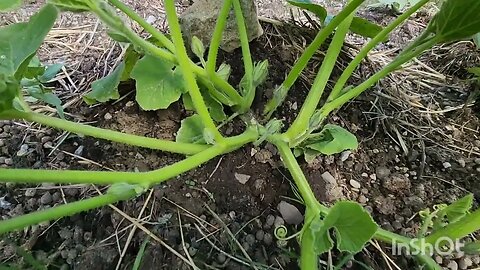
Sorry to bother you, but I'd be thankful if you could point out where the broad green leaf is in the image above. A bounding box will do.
[0,0,21,11]
[182,92,226,122]
[309,201,378,254]
[0,5,58,77]
[305,124,358,155]
[131,54,186,110]
[462,241,480,255]
[176,114,206,144]
[48,0,92,12]
[26,85,64,118]
[0,74,20,112]
[428,0,480,42]
[350,17,383,39]
[433,194,474,230]
[84,62,125,105]
[287,0,327,22]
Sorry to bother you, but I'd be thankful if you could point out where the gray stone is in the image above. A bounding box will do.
[277,201,303,225]
[458,257,472,269]
[321,171,344,202]
[234,173,251,184]
[349,179,361,189]
[180,0,263,53]
[376,166,391,180]
[40,192,52,205]
[447,260,458,270]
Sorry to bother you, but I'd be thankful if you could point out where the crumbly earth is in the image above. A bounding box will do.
[1,1,480,270]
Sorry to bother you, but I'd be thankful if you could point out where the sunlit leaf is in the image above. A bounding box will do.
[0,0,22,11]
[176,114,206,144]
[48,0,91,12]
[433,194,474,230]
[305,124,358,155]
[216,63,231,81]
[0,4,58,77]
[351,17,383,39]
[308,201,378,254]
[287,0,327,22]
[131,54,186,110]
[84,62,125,105]
[428,0,480,42]
[468,67,480,77]
[253,60,268,87]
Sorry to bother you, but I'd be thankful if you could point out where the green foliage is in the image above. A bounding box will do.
[0,74,19,113]
[0,0,22,11]
[84,62,125,104]
[462,241,480,255]
[298,124,358,160]
[307,201,378,254]
[428,0,480,42]
[191,36,206,60]
[131,54,186,110]
[430,194,474,230]
[474,33,480,49]
[176,114,206,144]
[48,0,92,12]
[288,0,383,38]
[183,92,227,122]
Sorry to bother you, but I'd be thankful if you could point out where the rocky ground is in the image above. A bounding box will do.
[1,1,480,270]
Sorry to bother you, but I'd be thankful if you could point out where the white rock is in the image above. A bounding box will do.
[340,151,351,162]
[349,179,361,189]
[235,173,251,184]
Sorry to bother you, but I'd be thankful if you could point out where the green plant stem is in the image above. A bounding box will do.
[0,189,136,235]
[425,208,480,245]
[232,0,255,112]
[263,0,365,116]
[2,110,208,155]
[299,208,320,270]
[327,0,431,101]
[107,0,175,52]
[206,0,233,75]
[284,13,354,141]
[0,128,258,186]
[163,0,223,142]
[319,36,440,119]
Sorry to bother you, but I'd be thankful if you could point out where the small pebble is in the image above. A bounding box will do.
[25,188,36,197]
[376,166,390,179]
[475,158,480,165]
[217,253,226,263]
[188,246,197,257]
[434,255,442,264]
[264,215,275,229]
[104,113,112,120]
[458,159,466,168]
[447,260,458,270]
[274,216,285,227]
[263,233,273,245]
[358,195,368,204]
[255,230,265,241]
[4,158,13,165]
[16,144,29,157]
[349,179,361,189]
[245,234,255,245]
[458,257,473,269]
[40,192,52,205]
[443,162,452,169]
[340,151,351,162]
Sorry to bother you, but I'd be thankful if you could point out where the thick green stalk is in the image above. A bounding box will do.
[300,208,320,270]
[285,13,354,141]
[107,0,175,52]
[319,36,440,118]
[0,190,136,235]
[232,0,255,112]
[327,0,431,101]
[263,0,365,117]
[163,0,223,142]
[3,110,208,155]
[206,0,233,75]
[0,128,258,186]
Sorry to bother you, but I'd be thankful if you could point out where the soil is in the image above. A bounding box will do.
[1,2,480,270]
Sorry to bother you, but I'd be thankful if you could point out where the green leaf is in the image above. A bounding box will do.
[308,201,378,254]
[131,54,186,110]
[350,17,383,39]
[428,0,480,42]
[216,63,231,81]
[0,0,22,11]
[182,92,226,122]
[462,241,480,255]
[107,29,130,43]
[39,63,63,83]
[48,0,92,12]
[287,0,327,22]
[176,114,206,144]
[121,45,141,81]
[26,85,64,118]
[83,62,125,105]
[253,60,268,87]
[305,124,358,155]
[191,36,205,59]
[474,33,480,49]
[0,4,58,77]
[0,74,20,112]
[468,67,480,77]
[433,194,474,230]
